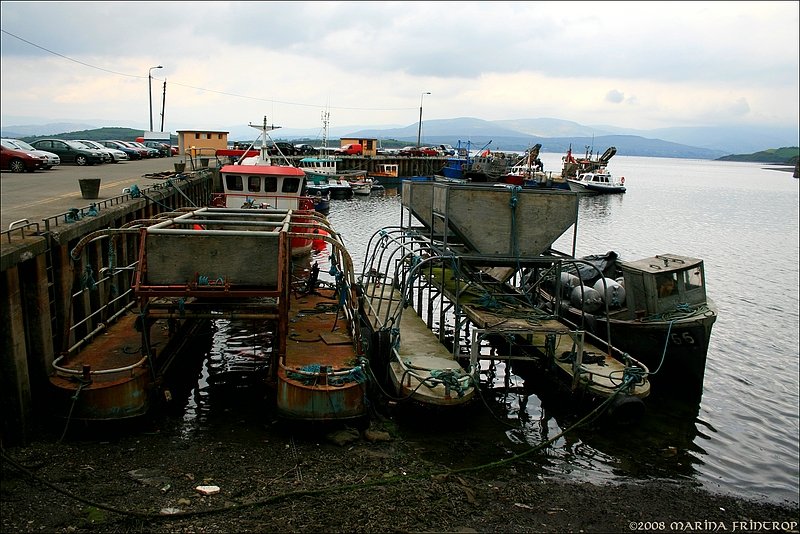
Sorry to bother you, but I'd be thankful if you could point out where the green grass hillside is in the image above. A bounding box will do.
[20,127,176,144]
[717,146,798,164]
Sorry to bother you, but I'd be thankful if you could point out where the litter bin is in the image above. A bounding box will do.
[79,178,101,200]
[174,161,186,173]
[199,157,209,168]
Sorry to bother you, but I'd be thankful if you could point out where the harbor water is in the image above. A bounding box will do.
[177,155,799,507]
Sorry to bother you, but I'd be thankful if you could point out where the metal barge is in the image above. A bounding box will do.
[360,181,650,419]
[55,204,366,423]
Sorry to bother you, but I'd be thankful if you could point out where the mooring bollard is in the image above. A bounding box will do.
[78,178,101,200]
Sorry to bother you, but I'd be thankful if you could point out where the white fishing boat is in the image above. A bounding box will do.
[298,111,365,199]
[566,170,626,194]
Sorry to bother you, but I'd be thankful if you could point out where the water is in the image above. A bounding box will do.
[178,156,799,506]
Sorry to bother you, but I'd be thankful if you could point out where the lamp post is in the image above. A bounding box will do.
[417,91,430,147]
[148,65,163,132]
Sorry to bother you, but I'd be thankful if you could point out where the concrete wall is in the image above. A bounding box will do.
[0,174,213,444]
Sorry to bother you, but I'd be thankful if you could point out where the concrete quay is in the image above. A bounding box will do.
[1,163,211,443]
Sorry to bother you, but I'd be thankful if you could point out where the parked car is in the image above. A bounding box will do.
[113,140,149,160]
[72,141,113,163]
[294,144,317,156]
[268,142,298,156]
[437,144,456,156]
[1,144,45,172]
[398,146,438,157]
[99,140,141,160]
[142,140,171,157]
[334,143,363,156]
[129,141,161,158]
[1,138,60,169]
[76,139,129,163]
[30,139,104,166]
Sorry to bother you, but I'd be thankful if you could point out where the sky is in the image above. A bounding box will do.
[1,1,798,134]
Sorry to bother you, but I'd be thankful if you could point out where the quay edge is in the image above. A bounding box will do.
[0,172,212,443]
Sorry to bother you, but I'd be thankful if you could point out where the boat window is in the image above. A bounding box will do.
[656,273,677,298]
[264,177,277,192]
[682,268,704,291]
[248,176,260,192]
[282,177,300,193]
[225,174,243,191]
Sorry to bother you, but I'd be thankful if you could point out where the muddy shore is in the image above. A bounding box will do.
[1,410,797,534]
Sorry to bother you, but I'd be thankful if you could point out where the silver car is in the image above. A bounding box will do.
[1,138,60,169]
[76,139,129,163]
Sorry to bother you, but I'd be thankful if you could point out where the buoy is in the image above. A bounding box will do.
[560,272,581,297]
[570,286,603,313]
[593,277,627,308]
[312,228,328,252]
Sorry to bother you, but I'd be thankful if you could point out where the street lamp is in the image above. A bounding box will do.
[148,65,163,132]
[417,91,430,147]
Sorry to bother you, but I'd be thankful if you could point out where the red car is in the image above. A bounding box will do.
[399,146,438,157]
[1,144,45,172]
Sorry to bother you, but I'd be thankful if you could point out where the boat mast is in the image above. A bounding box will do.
[321,110,330,153]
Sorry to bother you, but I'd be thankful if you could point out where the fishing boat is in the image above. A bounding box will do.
[360,181,651,419]
[297,111,365,200]
[49,301,203,422]
[501,144,570,190]
[533,251,717,397]
[131,203,368,422]
[211,117,316,256]
[368,163,400,189]
[566,170,626,194]
[561,145,617,179]
[350,177,385,196]
[360,234,477,408]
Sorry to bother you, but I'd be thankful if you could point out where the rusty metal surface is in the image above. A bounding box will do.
[276,289,365,420]
[49,313,188,420]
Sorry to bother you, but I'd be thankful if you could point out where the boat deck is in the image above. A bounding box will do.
[276,286,366,420]
[49,312,193,420]
[419,265,650,399]
[363,282,475,405]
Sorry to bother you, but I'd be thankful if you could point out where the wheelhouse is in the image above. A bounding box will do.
[619,254,709,319]
[218,164,306,210]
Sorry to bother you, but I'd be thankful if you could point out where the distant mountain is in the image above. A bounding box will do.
[1,122,98,138]
[3,115,797,159]
[716,146,799,164]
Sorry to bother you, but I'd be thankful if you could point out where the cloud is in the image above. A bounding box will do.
[605,90,625,104]
[1,1,797,131]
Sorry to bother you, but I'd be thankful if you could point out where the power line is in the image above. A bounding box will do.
[0,29,415,113]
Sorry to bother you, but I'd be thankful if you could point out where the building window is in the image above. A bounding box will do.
[218,134,223,139]
[206,133,211,139]
[195,133,200,139]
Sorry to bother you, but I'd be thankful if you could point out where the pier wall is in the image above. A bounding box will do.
[202,154,447,181]
[0,174,213,443]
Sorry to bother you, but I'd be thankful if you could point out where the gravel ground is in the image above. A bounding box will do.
[1,411,797,534]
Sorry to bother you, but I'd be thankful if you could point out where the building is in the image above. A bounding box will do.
[176,129,229,157]
[339,137,378,157]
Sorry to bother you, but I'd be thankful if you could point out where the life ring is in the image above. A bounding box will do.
[620,177,625,184]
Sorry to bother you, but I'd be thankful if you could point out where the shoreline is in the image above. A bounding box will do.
[1,417,798,533]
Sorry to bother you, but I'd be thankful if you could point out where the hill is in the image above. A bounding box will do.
[716,146,798,164]
[16,127,177,144]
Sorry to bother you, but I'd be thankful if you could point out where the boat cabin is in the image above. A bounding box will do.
[299,157,341,177]
[370,163,399,178]
[618,254,709,319]
[575,172,612,184]
[218,164,306,210]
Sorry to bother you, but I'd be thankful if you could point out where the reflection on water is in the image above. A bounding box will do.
[166,162,798,506]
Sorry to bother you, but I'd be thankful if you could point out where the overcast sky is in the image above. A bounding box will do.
[1,1,798,134]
